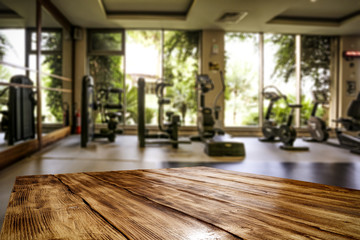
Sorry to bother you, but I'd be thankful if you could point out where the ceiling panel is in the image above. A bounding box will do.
[103,0,192,13]
[1,0,359,35]
[279,0,360,19]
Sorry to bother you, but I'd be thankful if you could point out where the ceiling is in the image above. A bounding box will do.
[0,0,360,35]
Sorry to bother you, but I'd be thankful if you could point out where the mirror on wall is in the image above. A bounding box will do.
[0,0,72,154]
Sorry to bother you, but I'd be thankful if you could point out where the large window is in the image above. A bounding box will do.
[224,32,334,129]
[87,29,334,130]
[0,29,26,140]
[89,30,201,127]
[224,33,259,126]
[88,30,125,124]
[264,33,296,124]
[0,29,25,77]
[125,30,162,125]
[0,29,26,112]
[27,29,63,124]
[163,30,199,126]
[300,35,332,126]
[124,30,199,126]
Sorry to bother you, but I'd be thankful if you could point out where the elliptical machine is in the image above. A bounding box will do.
[260,85,309,151]
[191,71,245,157]
[304,90,329,142]
[0,87,9,140]
[137,77,190,148]
[191,73,224,141]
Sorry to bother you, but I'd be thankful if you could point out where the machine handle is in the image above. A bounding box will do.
[155,79,173,98]
[262,85,288,104]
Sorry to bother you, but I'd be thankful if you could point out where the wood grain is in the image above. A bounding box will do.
[0,174,127,240]
[1,167,360,240]
[42,126,71,148]
[0,139,38,170]
[0,127,70,170]
[55,173,238,240]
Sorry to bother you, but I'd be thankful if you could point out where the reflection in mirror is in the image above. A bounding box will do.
[35,7,68,135]
[0,0,73,168]
[0,29,28,151]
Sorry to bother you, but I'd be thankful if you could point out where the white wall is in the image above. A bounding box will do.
[201,30,225,127]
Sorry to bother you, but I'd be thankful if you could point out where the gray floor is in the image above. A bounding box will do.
[1,134,360,229]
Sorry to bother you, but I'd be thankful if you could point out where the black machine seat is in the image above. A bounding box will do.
[263,91,281,101]
[347,93,360,120]
[166,111,174,118]
[106,112,122,118]
[337,93,360,131]
[159,98,171,105]
[288,104,303,108]
[337,118,360,131]
[104,103,123,109]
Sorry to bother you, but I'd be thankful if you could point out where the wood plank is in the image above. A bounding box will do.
[0,127,70,170]
[87,169,360,239]
[1,167,360,239]
[42,126,70,148]
[149,167,360,200]
[0,175,127,239]
[122,170,360,215]
[55,172,239,240]
[0,139,38,170]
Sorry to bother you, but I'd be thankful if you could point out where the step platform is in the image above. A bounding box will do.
[204,135,245,157]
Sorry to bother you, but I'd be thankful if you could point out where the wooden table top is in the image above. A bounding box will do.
[1,167,360,240]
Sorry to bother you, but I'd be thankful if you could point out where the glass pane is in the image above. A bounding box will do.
[29,54,64,125]
[264,33,296,124]
[89,55,124,123]
[1,29,26,143]
[125,30,161,125]
[90,32,123,52]
[0,29,26,79]
[224,33,259,127]
[164,30,199,126]
[31,31,62,52]
[300,35,332,127]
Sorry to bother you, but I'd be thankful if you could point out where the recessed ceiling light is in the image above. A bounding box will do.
[310,0,317,3]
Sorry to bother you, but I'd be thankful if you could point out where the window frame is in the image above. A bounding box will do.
[26,28,63,56]
[224,31,337,130]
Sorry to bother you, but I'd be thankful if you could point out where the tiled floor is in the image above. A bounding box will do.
[0,134,359,229]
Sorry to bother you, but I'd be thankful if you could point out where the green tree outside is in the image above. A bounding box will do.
[224,33,259,126]
[269,34,331,125]
[42,31,63,122]
[0,33,11,110]
[163,30,199,125]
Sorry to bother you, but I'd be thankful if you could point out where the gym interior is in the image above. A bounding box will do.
[0,0,360,238]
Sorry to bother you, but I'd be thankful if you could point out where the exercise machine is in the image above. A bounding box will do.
[191,71,245,157]
[81,75,123,147]
[260,85,309,151]
[333,92,360,154]
[0,87,9,140]
[191,74,224,141]
[137,77,190,148]
[0,75,36,145]
[304,90,329,142]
